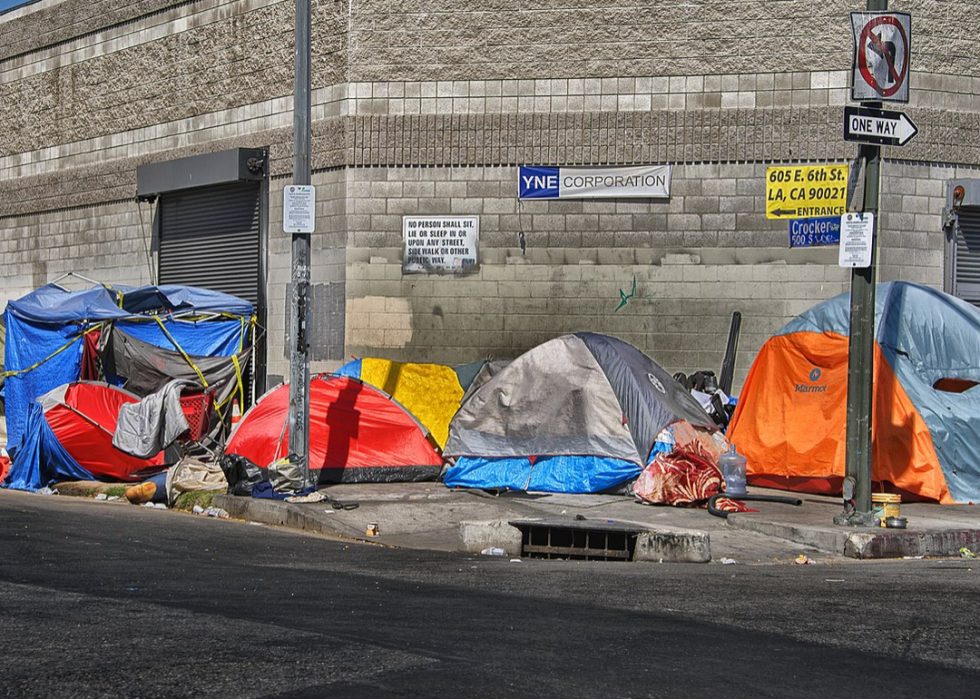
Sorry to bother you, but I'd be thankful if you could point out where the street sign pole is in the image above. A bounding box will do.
[288,0,312,491]
[837,0,887,527]
[836,140,879,527]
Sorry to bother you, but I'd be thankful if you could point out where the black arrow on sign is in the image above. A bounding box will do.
[770,208,799,217]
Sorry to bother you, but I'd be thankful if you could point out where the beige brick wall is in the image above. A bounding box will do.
[0,201,157,313]
[2,0,980,394]
[342,164,861,392]
[343,248,850,393]
[1,0,346,158]
[879,161,980,285]
[348,1,980,81]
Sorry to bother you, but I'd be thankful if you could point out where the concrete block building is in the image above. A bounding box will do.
[2,0,979,398]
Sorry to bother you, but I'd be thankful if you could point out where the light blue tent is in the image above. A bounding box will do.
[443,332,717,493]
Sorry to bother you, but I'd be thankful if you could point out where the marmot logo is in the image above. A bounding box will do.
[797,366,828,393]
[795,383,828,393]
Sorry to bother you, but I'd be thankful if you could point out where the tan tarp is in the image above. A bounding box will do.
[165,456,228,504]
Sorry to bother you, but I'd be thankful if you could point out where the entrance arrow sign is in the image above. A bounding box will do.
[844,105,918,147]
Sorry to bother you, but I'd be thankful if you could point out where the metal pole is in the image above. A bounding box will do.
[837,0,886,527]
[288,0,312,490]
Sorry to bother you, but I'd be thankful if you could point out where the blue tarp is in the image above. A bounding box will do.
[7,283,253,322]
[1,403,95,492]
[334,359,362,379]
[117,318,248,357]
[444,455,641,493]
[2,283,253,448]
[3,314,87,449]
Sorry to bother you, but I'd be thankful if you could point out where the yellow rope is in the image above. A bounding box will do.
[216,352,246,414]
[2,324,103,379]
[151,316,225,422]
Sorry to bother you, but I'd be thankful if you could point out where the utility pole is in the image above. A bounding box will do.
[837,0,887,526]
[287,0,312,491]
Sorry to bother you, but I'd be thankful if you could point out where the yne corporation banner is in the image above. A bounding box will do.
[519,165,672,199]
[402,216,479,275]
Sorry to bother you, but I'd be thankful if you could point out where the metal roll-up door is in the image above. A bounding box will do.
[158,182,261,304]
[953,208,980,306]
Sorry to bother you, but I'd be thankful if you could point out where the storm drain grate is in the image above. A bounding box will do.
[510,518,642,561]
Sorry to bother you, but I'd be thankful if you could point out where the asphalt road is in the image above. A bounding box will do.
[2,490,979,699]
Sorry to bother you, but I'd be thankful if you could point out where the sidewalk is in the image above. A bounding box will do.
[209,483,980,564]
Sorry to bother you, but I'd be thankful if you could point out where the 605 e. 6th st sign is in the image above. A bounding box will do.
[766,165,849,220]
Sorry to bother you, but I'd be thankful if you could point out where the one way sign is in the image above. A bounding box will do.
[843,105,918,147]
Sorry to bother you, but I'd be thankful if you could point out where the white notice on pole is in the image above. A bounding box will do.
[838,212,874,268]
[283,185,316,233]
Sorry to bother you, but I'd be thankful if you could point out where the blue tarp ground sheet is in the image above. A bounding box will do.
[1,403,95,492]
[444,454,641,494]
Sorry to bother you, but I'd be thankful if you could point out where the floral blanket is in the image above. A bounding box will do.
[634,441,753,513]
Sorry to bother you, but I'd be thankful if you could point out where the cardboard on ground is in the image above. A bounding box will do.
[766,165,849,220]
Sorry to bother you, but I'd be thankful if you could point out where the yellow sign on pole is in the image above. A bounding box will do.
[766,165,849,220]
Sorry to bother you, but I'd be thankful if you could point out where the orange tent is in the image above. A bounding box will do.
[727,282,980,504]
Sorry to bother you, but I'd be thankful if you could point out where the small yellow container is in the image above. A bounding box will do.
[872,493,901,527]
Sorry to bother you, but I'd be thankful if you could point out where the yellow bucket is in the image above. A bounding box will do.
[872,493,901,526]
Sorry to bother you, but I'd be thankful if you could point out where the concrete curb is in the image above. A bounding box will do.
[459,520,523,557]
[844,528,980,559]
[634,529,711,563]
[727,513,980,559]
[461,517,711,563]
[214,494,364,541]
[726,515,850,555]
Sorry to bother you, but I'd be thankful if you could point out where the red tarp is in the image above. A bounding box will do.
[43,383,165,481]
[226,375,443,483]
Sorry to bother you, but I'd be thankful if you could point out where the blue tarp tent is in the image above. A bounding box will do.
[2,282,254,454]
[3,402,96,491]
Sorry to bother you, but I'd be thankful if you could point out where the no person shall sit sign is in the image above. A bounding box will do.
[851,11,911,103]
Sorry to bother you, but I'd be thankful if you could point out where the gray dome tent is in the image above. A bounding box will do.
[443,332,718,493]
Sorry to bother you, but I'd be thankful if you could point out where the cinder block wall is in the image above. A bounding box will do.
[341,164,854,391]
[0,202,156,303]
[2,0,980,393]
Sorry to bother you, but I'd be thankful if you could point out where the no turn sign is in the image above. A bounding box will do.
[851,11,911,103]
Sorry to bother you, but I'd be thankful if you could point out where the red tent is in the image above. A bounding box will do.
[39,383,165,481]
[225,375,443,483]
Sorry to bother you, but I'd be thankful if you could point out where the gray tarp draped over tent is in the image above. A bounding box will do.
[100,326,251,410]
